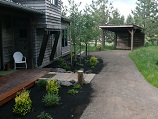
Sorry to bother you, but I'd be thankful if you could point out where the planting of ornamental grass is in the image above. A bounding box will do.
[129,46,158,88]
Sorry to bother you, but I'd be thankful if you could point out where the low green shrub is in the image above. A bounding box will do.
[68,89,78,95]
[57,58,70,70]
[85,59,89,63]
[73,84,82,89]
[96,45,102,51]
[85,70,92,73]
[76,62,84,67]
[46,79,60,95]
[13,90,32,116]
[37,79,47,88]
[37,111,53,119]
[42,93,60,107]
[90,56,98,67]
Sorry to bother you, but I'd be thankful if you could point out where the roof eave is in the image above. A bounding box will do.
[0,0,44,15]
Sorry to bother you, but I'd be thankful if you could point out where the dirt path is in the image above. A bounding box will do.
[80,50,158,119]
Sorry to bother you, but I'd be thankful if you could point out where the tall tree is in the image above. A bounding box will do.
[132,0,157,38]
[126,14,134,24]
[109,9,125,25]
[66,0,82,64]
[89,0,116,49]
[61,1,68,17]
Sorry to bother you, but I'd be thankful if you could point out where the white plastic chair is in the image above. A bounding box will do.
[13,52,27,69]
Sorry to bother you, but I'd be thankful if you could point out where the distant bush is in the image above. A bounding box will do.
[13,90,32,116]
[96,45,102,51]
[90,56,98,67]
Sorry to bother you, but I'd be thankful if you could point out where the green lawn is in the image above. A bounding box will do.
[72,43,115,52]
[129,46,158,88]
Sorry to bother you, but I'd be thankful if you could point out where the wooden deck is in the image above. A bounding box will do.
[0,68,50,106]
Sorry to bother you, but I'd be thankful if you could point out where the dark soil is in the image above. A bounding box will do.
[0,84,93,119]
[46,55,104,74]
[0,55,103,119]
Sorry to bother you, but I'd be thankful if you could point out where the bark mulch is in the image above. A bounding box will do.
[0,84,93,119]
[0,55,103,119]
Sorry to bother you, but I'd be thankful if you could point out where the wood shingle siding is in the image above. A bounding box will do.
[0,0,71,69]
[13,0,61,29]
[2,18,14,65]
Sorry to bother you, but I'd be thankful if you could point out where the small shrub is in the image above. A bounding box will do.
[96,45,102,51]
[37,111,53,119]
[13,90,32,116]
[42,93,60,107]
[57,58,70,70]
[68,89,78,95]
[37,79,47,88]
[73,84,82,89]
[46,79,60,95]
[85,59,89,63]
[76,62,84,67]
[90,56,98,67]
[85,70,92,73]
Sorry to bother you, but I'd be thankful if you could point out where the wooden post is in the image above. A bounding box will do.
[77,70,83,85]
[114,32,117,49]
[102,29,105,50]
[128,29,135,51]
[131,29,134,51]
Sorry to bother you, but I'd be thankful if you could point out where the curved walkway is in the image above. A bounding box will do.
[80,50,158,119]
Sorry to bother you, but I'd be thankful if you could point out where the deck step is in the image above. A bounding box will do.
[0,68,50,106]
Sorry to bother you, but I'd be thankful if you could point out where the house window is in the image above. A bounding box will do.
[62,29,68,47]
[50,0,58,6]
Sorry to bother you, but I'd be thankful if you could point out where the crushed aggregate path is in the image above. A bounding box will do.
[80,50,158,119]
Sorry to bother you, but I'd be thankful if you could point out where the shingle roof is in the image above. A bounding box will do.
[0,0,44,14]
[99,24,144,33]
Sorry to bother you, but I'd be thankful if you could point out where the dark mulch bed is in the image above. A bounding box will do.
[0,84,93,119]
[0,55,104,119]
[46,55,104,74]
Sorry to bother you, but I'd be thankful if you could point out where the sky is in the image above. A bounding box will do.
[62,0,137,18]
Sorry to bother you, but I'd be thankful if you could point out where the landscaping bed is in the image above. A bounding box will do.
[47,55,104,74]
[0,84,93,119]
[0,55,103,119]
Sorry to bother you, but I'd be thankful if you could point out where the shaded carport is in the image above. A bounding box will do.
[100,24,145,50]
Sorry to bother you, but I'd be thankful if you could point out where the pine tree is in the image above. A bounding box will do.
[126,14,134,24]
[132,0,157,38]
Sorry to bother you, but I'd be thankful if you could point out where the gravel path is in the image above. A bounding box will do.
[80,50,158,119]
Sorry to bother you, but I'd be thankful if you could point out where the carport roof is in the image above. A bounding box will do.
[99,24,144,33]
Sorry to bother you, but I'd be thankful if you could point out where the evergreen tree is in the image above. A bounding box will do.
[126,14,134,24]
[132,0,157,38]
